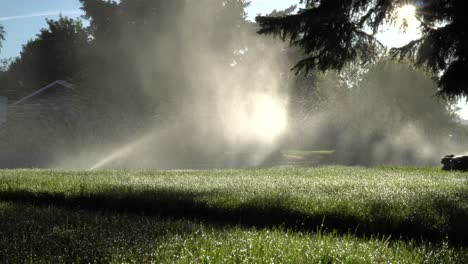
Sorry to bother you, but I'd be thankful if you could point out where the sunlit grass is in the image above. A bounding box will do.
[0,202,466,263]
[0,166,466,262]
[0,166,466,240]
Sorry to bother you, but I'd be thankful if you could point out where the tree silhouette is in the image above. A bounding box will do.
[391,0,468,98]
[256,0,468,98]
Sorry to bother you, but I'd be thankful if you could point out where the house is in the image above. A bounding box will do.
[0,80,74,168]
[0,80,73,125]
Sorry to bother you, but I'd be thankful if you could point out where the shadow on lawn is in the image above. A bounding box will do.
[0,187,466,245]
[0,202,211,263]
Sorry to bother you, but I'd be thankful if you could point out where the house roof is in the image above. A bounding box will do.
[10,80,73,106]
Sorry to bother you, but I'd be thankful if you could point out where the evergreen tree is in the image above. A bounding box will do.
[256,0,468,98]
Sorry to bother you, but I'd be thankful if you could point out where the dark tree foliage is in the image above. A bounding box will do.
[79,0,119,41]
[256,0,388,73]
[0,17,89,99]
[256,0,468,98]
[0,24,5,53]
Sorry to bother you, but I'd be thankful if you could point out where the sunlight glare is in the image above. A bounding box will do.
[397,5,417,28]
[224,92,288,145]
[249,94,288,144]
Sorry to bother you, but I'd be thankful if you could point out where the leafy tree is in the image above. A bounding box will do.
[76,0,258,138]
[256,0,468,98]
[78,0,255,109]
[0,24,5,53]
[1,17,90,99]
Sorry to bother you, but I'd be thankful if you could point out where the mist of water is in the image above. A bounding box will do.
[70,1,292,170]
[287,61,463,166]
[1,2,462,170]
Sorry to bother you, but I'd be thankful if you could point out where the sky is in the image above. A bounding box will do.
[1,0,467,118]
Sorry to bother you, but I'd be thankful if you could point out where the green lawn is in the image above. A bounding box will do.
[0,166,466,263]
[282,150,335,157]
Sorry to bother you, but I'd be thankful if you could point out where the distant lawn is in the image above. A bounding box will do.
[282,150,335,157]
[281,150,335,166]
[0,166,466,262]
